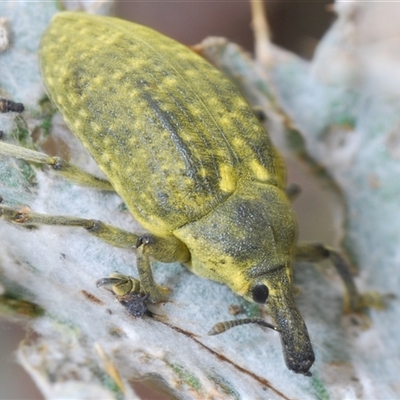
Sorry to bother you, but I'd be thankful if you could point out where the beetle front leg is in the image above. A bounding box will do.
[98,234,190,306]
[98,234,190,311]
[135,244,169,302]
[96,273,151,317]
[135,234,190,302]
[294,242,386,314]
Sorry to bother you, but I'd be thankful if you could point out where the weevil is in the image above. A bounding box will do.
[0,12,384,376]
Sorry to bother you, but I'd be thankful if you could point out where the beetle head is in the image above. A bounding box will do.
[175,182,315,374]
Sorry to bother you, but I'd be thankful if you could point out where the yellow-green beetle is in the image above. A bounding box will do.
[0,11,377,376]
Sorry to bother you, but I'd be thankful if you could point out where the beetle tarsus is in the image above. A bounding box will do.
[97,273,150,318]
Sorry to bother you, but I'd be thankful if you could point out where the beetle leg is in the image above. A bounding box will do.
[252,106,267,123]
[135,244,170,303]
[96,273,151,317]
[294,242,387,315]
[97,272,142,296]
[0,203,139,247]
[98,233,190,305]
[135,235,190,303]
[0,141,114,191]
[285,183,301,201]
[0,203,190,304]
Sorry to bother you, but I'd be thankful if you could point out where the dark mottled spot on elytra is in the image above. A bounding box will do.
[72,67,89,96]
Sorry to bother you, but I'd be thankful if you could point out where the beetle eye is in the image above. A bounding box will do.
[251,284,269,304]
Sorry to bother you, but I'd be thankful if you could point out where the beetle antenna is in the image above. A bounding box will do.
[207,317,279,336]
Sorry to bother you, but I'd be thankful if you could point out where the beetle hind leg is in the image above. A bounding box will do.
[0,140,114,191]
[0,203,139,247]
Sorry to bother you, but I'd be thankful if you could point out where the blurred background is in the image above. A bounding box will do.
[1,1,335,399]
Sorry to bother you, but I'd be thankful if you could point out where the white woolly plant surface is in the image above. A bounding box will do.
[201,2,400,399]
[0,1,399,400]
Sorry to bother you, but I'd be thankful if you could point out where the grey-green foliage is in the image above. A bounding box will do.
[0,1,399,399]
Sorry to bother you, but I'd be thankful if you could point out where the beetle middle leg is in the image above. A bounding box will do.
[0,141,114,191]
[294,242,386,315]
[0,204,190,303]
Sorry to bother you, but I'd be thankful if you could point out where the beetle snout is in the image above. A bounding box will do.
[279,321,315,376]
[265,282,315,375]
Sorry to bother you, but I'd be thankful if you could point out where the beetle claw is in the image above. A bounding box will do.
[97,273,151,317]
